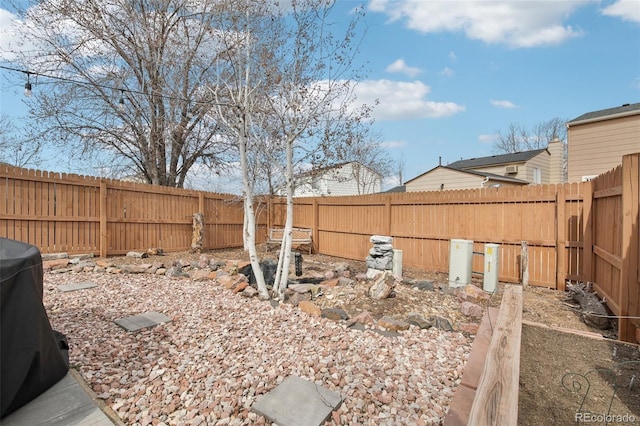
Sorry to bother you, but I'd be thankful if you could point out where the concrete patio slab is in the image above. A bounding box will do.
[114,312,171,332]
[251,375,342,426]
[2,370,119,426]
[57,281,98,292]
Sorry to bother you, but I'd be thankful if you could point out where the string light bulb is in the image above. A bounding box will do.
[24,73,32,97]
[118,90,125,111]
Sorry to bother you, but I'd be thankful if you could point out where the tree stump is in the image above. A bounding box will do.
[567,282,610,330]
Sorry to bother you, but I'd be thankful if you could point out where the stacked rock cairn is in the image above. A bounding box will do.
[365,235,394,279]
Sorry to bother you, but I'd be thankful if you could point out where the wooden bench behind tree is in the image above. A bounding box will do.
[266,227,313,254]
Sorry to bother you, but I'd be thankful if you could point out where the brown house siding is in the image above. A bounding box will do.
[406,167,485,191]
[568,114,640,181]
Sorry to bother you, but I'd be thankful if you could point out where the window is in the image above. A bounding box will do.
[533,168,541,184]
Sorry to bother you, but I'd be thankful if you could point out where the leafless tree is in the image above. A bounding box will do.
[494,117,567,153]
[7,0,234,187]
[494,117,568,180]
[0,113,43,168]
[211,0,372,298]
[395,152,406,186]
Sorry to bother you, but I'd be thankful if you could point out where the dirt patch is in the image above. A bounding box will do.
[519,324,640,425]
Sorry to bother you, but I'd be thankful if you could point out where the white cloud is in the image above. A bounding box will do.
[354,79,466,120]
[385,58,422,77]
[449,51,457,62]
[440,67,454,77]
[490,99,517,109]
[601,0,640,23]
[478,134,497,144]
[0,8,21,61]
[381,140,407,149]
[368,0,591,48]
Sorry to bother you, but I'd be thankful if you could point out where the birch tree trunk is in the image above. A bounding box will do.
[275,137,296,299]
[238,122,269,300]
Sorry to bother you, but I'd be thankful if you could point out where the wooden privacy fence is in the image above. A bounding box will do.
[2,154,638,341]
[0,165,259,256]
[270,182,588,289]
[583,153,639,342]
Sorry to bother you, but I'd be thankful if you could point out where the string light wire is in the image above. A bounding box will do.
[0,64,232,107]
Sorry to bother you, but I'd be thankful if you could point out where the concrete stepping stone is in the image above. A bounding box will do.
[2,370,115,426]
[251,375,342,426]
[57,281,98,292]
[114,312,171,332]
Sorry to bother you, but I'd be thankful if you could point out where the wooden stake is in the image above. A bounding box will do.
[521,241,529,288]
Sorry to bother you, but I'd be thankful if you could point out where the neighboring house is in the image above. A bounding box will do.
[404,141,565,192]
[291,161,382,197]
[567,103,640,182]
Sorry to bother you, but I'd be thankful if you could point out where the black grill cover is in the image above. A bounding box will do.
[1,238,69,417]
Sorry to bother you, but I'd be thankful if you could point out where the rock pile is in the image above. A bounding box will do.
[365,235,394,278]
[42,250,490,336]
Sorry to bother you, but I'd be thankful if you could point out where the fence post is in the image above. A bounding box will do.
[198,192,204,215]
[312,197,319,253]
[619,153,639,342]
[581,180,594,284]
[384,196,391,236]
[556,184,566,291]
[99,179,107,257]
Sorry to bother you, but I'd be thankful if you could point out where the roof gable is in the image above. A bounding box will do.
[295,161,380,179]
[405,165,528,185]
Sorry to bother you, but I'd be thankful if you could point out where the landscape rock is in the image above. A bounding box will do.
[126,251,148,259]
[319,278,339,288]
[43,258,70,271]
[368,271,397,300]
[406,313,432,329]
[286,291,311,306]
[332,262,350,275]
[146,247,164,256]
[347,310,375,327]
[460,301,484,318]
[456,284,490,304]
[412,281,435,291]
[232,282,248,293]
[432,316,454,332]
[198,255,210,269]
[298,300,321,317]
[191,270,212,281]
[321,308,349,321]
[366,268,383,280]
[41,252,69,261]
[165,265,189,278]
[123,264,152,274]
[241,286,258,298]
[378,316,410,331]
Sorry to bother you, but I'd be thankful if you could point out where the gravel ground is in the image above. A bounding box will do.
[44,270,473,425]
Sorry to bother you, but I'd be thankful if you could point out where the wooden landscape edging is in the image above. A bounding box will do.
[467,284,523,426]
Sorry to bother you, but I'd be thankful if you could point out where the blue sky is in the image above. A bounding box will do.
[336,0,640,185]
[1,0,639,189]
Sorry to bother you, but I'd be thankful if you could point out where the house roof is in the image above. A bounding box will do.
[567,102,640,126]
[384,185,406,193]
[445,148,548,170]
[295,161,381,178]
[404,165,529,185]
